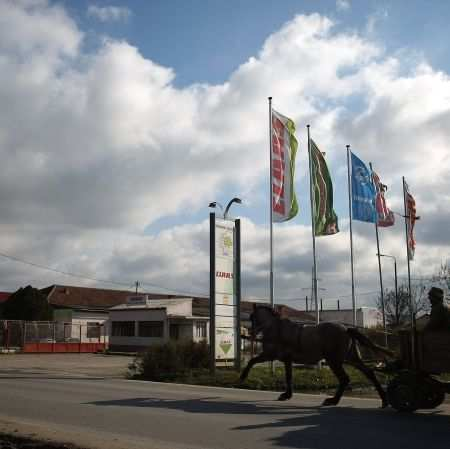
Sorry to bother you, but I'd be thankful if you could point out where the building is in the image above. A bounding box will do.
[2,283,316,352]
[305,307,383,328]
[108,296,209,352]
[39,284,193,339]
[108,296,316,352]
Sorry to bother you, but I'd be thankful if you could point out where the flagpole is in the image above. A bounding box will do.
[268,97,274,309]
[402,176,416,367]
[307,125,319,325]
[370,162,387,343]
[346,145,356,326]
[402,177,414,329]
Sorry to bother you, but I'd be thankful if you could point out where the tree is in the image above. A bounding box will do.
[377,282,428,328]
[2,285,53,321]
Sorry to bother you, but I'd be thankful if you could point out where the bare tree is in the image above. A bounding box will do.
[377,282,428,328]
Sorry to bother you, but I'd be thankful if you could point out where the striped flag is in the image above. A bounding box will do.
[271,109,299,222]
[404,182,417,260]
[310,139,339,236]
[373,171,395,227]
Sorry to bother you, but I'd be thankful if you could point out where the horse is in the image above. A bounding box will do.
[240,304,392,407]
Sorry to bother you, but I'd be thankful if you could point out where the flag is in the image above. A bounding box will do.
[271,109,299,222]
[351,152,376,223]
[310,139,339,235]
[404,182,417,260]
[372,171,395,227]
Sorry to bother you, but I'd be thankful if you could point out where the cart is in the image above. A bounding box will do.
[386,330,450,412]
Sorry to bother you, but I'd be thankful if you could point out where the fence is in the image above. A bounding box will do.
[0,320,107,353]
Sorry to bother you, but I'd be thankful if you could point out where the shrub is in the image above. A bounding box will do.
[129,340,210,381]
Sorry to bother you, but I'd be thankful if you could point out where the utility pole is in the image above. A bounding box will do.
[135,281,140,294]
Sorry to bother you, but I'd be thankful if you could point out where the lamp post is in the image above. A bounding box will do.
[377,253,398,333]
[209,197,242,219]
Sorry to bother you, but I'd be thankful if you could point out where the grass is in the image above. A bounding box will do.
[129,362,392,396]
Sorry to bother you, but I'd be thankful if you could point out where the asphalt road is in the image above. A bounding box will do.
[0,355,449,449]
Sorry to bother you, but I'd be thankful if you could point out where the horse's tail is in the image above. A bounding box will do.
[347,327,394,358]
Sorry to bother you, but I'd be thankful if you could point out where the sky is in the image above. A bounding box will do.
[1,0,450,311]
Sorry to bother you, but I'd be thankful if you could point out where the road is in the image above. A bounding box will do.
[0,355,449,449]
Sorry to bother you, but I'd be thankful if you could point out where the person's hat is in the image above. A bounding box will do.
[429,286,444,299]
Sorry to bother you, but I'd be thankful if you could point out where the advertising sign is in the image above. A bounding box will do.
[215,328,235,360]
[214,218,236,364]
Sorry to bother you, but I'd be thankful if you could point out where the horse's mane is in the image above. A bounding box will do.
[255,304,281,318]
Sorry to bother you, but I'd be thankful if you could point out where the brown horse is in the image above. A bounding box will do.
[240,304,392,407]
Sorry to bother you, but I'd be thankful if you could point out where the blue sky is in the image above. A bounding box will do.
[0,0,449,309]
[66,0,450,87]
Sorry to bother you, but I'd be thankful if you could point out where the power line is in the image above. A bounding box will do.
[0,251,133,288]
[0,250,207,297]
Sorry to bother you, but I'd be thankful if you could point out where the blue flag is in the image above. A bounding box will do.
[351,152,376,223]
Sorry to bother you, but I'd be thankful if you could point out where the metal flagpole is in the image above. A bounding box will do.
[307,125,319,325]
[346,145,356,326]
[268,97,274,309]
[370,162,387,343]
[402,177,415,334]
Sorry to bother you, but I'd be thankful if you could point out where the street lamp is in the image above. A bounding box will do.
[377,253,398,329]
[208,201,224,215]
[209,197,242,219]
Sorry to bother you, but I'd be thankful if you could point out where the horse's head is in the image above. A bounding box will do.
[249,304,279,337]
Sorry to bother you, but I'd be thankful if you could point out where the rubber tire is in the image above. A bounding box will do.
[419,379,446,409]
[387,376,419,412]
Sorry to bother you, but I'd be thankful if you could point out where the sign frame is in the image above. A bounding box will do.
[209,212,241,373]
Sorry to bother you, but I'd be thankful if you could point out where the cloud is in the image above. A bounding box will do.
[366,7,389,35]
[336,1,350,12]
[0,2,449,307]
[87,4,131,22]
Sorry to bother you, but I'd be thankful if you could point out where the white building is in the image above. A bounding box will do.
[306,307,383,328]
[109,296,210,352]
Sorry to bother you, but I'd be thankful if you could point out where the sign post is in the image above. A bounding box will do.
[209,212,241,374]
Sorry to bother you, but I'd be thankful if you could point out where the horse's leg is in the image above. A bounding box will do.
[348,350,388,408]
[239,353,271,382]
[322,360,350,406]
[278,359,293,401]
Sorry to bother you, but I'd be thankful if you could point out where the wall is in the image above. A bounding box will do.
[305,308,382,328]
[109,308,167,350]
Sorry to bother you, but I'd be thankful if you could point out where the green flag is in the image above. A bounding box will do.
[310,139,339,236]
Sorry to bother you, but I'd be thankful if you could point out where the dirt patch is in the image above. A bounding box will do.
[0,433,87,449]
[0,354,134,379]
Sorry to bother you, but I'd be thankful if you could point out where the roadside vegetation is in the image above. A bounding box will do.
[127,340,395,395]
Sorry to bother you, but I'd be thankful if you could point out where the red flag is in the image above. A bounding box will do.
[372,171,395,227]
[404,182,417,260]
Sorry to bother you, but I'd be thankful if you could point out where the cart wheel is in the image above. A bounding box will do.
[387,376,419,412]
[419,379,446,409]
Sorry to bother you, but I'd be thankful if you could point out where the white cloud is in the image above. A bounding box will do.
[336,0,350,12]
[87,4,131,22]
[366,7,389,35]
[0,2,449,307]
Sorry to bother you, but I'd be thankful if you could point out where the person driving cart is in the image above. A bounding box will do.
[424,287,450,332]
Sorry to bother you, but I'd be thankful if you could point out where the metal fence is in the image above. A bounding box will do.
[0,320,107,353]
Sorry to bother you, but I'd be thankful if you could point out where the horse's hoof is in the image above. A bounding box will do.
[278,392,292,401]
[322,397,338,406]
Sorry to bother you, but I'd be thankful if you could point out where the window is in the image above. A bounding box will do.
[195,321,207,339]
[112,321,135,337]
[138,321,164,338]
[170,324,180,340]
[87,322,101,339]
